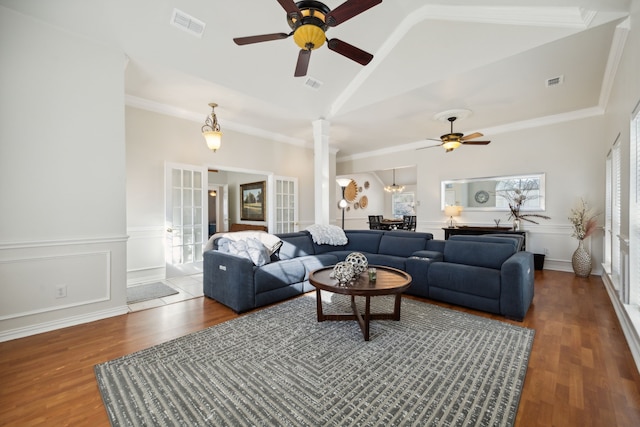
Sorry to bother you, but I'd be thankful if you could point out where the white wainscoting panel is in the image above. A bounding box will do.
[127,226,166,285]
[0,251,111,320]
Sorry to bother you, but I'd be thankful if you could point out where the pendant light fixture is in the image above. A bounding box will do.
[384,169,405,193]
[202,102,222,152]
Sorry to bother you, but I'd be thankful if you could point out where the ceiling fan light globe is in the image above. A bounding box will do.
[293,24,326,50]
[442,140,461,151]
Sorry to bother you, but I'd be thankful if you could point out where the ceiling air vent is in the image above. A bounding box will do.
[303,77,323,90]
[546,75,564,87]
[170,9,206,38]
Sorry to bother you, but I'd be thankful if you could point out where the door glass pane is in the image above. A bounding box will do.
[194,171,202,189]
[183,190,192,206]
[172,189,181,208]
[173,229,182,246]
[183,170,192,188]
[183,228,194,245]
[172,169,181,186]
[183,208,193,226]
[183,245,193,263]
[173,208,182,226]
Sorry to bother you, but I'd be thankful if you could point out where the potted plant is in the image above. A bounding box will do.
[497,179,550,230]
[568,198,598,277]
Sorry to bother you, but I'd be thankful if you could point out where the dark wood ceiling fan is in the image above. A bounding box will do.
[419,117,491,153]
[233,0,382,77]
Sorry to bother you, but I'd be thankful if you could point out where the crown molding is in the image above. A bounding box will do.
[125,95,309,148]
[337,107,605,163]
[425,6,595,28]
[599,17,630,109]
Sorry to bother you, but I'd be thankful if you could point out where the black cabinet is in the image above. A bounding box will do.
[443,226,527,250]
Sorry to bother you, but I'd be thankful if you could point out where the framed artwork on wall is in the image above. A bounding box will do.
[240,181,266,221]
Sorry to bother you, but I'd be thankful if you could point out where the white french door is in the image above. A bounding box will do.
[273,176,298,233]
[165,163,207,277]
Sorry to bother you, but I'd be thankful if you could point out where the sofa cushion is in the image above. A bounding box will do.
[449,235,521,254]
[444,237,516,269]
[364,253,407,270]
[297,254,340,280]
[276,232,315,260]
[254,259,306,293]
[344,230,384,253]
[378,232,430,257]
[428,263,501,299]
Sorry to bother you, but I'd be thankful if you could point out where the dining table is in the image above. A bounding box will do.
[380,219,404,230]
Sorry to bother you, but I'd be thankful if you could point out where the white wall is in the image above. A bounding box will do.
[125,106,319,283]
[0,8,128,341]
[338,116,607,273]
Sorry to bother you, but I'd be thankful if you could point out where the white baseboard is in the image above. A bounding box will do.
[0,306,128,343]
[127,266,165,286]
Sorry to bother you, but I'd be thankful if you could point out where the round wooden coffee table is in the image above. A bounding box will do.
[309,265,412,341]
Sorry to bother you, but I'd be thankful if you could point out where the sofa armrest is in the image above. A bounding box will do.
[203,250,256,313]
[405,251,443,298]
[500,251,535,321]
[409,250,444,261]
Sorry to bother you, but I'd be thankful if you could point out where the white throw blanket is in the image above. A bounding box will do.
[305,224,348,246]
[203,231,282,255]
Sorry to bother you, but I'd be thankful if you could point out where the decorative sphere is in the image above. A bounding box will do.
[331,262,355,284]
[345,252,368,275]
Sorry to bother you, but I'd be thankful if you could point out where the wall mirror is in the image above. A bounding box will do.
[441,173,546,212]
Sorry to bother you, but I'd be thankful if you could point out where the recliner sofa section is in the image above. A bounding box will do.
[404,235,534,321]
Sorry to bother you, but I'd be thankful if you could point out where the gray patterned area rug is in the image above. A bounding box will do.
[95,294,534,426]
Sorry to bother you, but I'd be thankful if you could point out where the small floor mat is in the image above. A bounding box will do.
[126,282,178,304]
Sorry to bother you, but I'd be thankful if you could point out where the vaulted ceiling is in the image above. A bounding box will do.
[1,0,631,158]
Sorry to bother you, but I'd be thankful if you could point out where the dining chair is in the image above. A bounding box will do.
[401,215,417,231]
[368,215,383,230]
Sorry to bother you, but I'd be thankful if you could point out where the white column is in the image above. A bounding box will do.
[313,119,330,225]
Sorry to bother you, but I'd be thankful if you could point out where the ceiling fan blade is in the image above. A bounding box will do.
[461,132,484,141]
[326,0,382,27]
[294,49,311,77]
[416,143,443,151]
[277,0,302,19]
[462,140,491,145]
[327,39,373,65]
[233,32,290,45]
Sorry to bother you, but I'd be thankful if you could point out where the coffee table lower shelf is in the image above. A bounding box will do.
[315,291,402,341]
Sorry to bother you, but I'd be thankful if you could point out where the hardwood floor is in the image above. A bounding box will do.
[1,270,639,426]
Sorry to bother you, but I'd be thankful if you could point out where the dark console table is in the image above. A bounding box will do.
[443,226,527,250]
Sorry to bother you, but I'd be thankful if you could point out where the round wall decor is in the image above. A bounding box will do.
[344,180,358,202]
[474,190,490,204]
[359,195,368,209]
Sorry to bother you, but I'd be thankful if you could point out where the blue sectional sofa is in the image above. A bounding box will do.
[203,229,534,321]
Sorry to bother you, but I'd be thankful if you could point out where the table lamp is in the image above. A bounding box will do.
[444,205,462,228]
